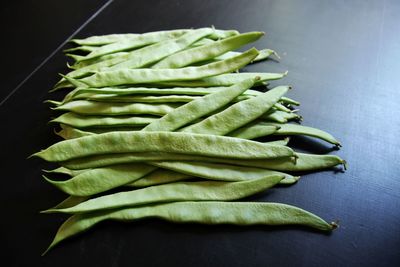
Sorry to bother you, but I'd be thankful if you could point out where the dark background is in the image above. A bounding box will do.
[1,0,399,266]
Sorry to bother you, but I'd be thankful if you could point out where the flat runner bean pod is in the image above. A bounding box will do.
[33,131,295,162]
[143,78,257,131]
[151,161,299,184]
[76,29,190,62]
[70,29,238,46]
[155,71,287,87]
[78,48,259,87]
[71,52,129,69]
[43,175,284,214]
[127,169,193,187]
[64,86,262,103]
[183,85,290,135]
[51,113,158,129]
[54,100,179,116]
[44,201,335,254]
[43,163,157,196]
[267,123,341,146]
[152,32,264,69]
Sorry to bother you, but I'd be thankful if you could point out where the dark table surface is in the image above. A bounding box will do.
[1,0,399,266]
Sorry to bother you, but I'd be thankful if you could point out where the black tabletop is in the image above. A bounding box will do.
[1,0,399,266]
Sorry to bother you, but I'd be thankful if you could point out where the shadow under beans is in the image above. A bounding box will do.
[285,135,339,154]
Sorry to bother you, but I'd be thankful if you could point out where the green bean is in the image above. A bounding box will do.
[265,123,341,146]
[143,78,257,132]
[65,86,262,100]
[151,161,299,184]
[43,201,335,254]
[183,85,290,135]
[54,100,179,116]
[228,123,279,139]
[274,102,292,113]
[51,112,158,129]
[61,150,344,172]
[61,152,206,170]
[71,52,129,69]
[43,163,157,196]
[76,29,190,62]
[78,48,259,88]
[155,71,287,87]
[43,175,283,214]
[33,131,295,162]
[152,32,264,69]
[70,29,238,46]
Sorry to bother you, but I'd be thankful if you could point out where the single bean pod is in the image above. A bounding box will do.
[43,175,284,214]
[51,112,158,129]
[54,100,179,116]
[43,201,335,254]
[155,71,286,87]
[268,123,341,146]
[32,131,295,162]
[70,29,238,46]
[78,48,259,87]
[43,163,157,196]
[151,161,299,184]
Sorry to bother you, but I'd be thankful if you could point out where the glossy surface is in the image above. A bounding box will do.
[1,0,399,266]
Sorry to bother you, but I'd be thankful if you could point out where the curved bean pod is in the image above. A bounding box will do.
[54,100,179,116]
[48,196,90,210]
[143,78,257,131]
[51,113,158,129]
[183,85,290,135]
[79,48,259,87]
[152,32,264,69]
[70,29,238,46]
[151,161,299,184]
[44,201,335,254]
[43,175,284,214]
[33,131,295,162]
[268,123,341,146]
[155,71,286,87]
[43,163,156,196]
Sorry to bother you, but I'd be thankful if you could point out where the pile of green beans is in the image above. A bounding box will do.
[34,27,344,255]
